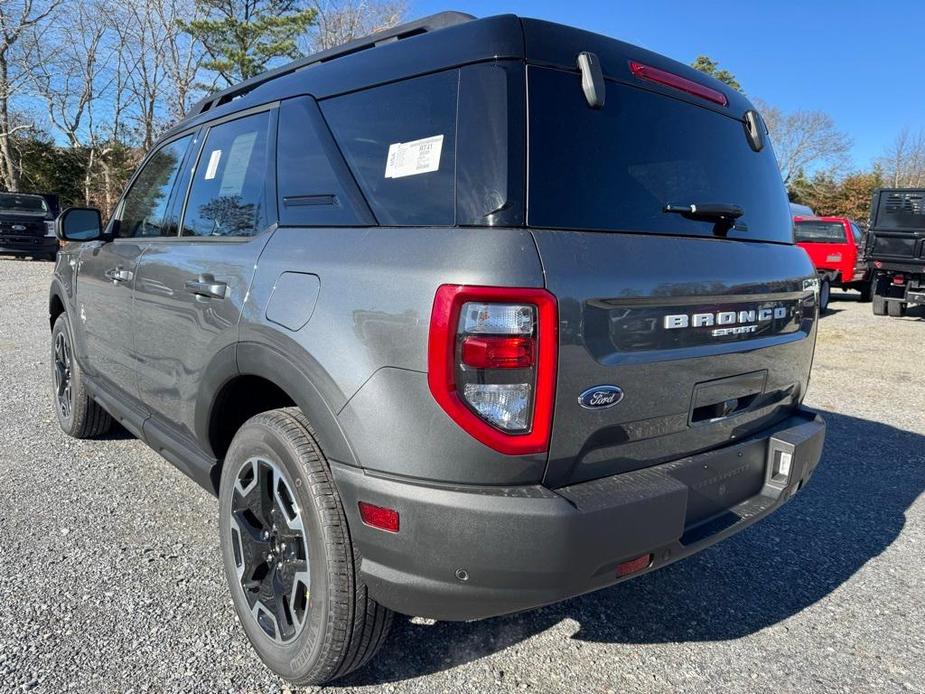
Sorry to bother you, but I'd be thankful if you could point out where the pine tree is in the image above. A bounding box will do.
[181,0,317,85]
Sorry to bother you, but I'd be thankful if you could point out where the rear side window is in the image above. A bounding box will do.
[527,67,792,243]
[320,70,459,226]
[182,111,271,237]
[119,135,191,238]
[794,221,847,243]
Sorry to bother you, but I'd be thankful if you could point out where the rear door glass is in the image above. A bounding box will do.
[320,70,458,226]
[527,67,792,243]
[794,221,847,243]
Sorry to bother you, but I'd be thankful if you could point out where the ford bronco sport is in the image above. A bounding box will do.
[48,12,826,685]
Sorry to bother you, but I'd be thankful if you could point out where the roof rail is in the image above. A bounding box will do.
[188,11,476,117]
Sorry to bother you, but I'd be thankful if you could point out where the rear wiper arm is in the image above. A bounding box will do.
[664,202,745,236]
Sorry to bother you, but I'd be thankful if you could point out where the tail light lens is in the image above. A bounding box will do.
[428,285,557,455]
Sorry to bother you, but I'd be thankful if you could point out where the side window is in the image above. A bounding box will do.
[181,111,271,237]
[277,97,372,227]
[320,70,459,226]
[118,135,192,238]
[850,223,863,243]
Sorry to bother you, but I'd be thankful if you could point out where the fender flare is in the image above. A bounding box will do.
[205,340,358,468]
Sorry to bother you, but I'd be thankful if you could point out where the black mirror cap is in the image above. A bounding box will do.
[56,207,104,242]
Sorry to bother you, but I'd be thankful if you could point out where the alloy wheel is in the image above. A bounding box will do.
[53,331,73,420]
[228,457,311,643]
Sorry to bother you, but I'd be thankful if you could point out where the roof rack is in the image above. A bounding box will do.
[188,11,476,117]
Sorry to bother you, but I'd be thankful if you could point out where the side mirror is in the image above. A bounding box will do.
[56,207,103,242]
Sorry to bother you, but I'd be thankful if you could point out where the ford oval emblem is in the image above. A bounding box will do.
[12,224,25,231]
[578,385,624,410]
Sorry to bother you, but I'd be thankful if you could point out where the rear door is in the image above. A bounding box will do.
[524,65,817,488]
[132,107,277,446]
[75,133,194,411]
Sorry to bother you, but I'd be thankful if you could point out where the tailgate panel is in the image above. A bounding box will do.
[534,230,817,488]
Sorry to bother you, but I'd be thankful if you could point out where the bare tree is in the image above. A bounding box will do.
[33,1,123,204]
[306,0,405,52]
[149,0,206,122]
[0,0,62,191]
[878,127,925,188]
[755,99,852,185]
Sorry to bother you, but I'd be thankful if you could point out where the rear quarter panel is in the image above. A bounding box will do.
[239,226,551,485]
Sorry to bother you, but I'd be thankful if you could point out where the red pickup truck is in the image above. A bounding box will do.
[794,216,871,311]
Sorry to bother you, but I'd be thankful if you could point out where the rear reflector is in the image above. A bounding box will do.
[629,61,728,106]
[893,275,905,285]
[617,553,653,577]
[358,502,399,533]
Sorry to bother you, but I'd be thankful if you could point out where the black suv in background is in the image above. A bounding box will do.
[49,12,825,685]
[0,192,60,260]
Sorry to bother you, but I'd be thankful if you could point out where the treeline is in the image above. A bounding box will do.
[0,0,404,210]
[693,57,925,223]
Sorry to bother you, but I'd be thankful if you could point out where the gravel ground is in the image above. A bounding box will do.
[0,255,923,693]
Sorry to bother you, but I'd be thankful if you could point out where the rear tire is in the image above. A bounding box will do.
[51,313,112,438]
[818,278,830,313]
[218,408,392,686]
[872,292,887,316]
[887,300,907,317]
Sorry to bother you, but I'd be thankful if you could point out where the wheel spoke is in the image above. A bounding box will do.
[228,457,311,643]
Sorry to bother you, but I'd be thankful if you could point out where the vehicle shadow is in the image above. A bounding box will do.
[342,410,925,686]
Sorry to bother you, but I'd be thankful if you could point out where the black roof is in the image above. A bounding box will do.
[162,12,752,140]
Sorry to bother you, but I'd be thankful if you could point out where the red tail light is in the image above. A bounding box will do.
[461,336,535,369]
[428,285,558,455]
[629,61,728,106]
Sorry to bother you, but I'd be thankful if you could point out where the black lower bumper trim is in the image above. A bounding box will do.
[331,409,825,621]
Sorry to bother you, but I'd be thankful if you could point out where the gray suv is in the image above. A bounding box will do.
[48,12,826,685]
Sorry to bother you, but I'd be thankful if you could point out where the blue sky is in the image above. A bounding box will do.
[411,0,923,170]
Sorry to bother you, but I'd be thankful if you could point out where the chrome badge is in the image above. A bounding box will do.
[578,385,624,410]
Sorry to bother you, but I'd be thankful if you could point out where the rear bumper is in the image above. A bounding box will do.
[332,409,825,621]
[0,235,57,255]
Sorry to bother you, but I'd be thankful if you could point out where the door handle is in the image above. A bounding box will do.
[184,274,227,299]
[105,267,133,283]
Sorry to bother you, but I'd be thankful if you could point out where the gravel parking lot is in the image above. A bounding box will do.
[1,255,923,693]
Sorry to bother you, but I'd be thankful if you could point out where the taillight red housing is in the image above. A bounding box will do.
[428,285,558,455]
[629,61,728,106]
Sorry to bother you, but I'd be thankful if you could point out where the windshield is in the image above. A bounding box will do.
[526,67,792,243]
[794,221,847,243]
[0,192,49,216]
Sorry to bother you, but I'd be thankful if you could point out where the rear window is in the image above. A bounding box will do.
[321,70,458,226]
[0,193,48,216]
[527,67,792,243]
[794,221,847,244]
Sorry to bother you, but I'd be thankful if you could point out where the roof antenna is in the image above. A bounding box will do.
[577,52,605,109]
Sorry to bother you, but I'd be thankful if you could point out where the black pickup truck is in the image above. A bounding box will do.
[867,188,925,317]
[0,191,60,260]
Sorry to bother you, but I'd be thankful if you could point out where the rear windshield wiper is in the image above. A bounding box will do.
[664,202,744,237]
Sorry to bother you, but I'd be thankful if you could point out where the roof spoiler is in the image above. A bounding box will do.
[188,11,476,118]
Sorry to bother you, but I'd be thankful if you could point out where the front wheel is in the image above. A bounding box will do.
[51,313,112,438]
[218,408,392,686]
